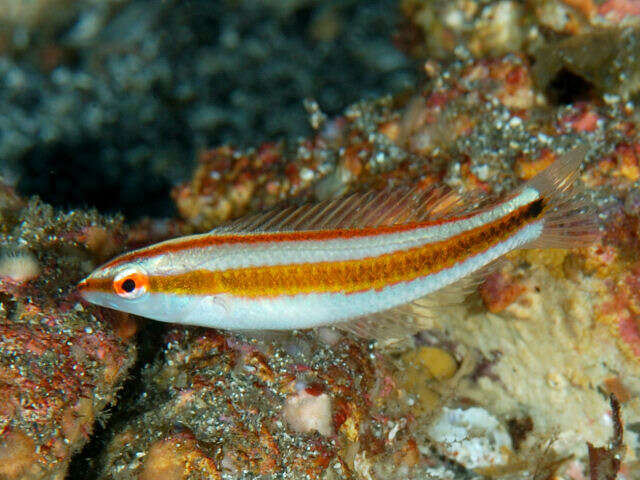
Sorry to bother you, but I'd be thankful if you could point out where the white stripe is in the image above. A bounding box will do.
[130,187,540,276]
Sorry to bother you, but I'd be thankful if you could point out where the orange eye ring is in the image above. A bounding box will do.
[113,268,149,299]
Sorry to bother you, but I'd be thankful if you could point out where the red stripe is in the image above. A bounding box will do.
[103,215,476,270]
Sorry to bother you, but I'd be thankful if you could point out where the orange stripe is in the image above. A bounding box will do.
[82,276,112,293]
[148,200,545,297]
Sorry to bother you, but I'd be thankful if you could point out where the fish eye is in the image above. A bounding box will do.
[121,278,136,293]
[113,267,149,299]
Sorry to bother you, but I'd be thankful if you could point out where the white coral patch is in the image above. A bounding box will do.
[427,406,512,469]
[0,250,39,282]
[283,391,333,436]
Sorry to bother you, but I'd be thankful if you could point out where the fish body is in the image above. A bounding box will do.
[78,149,596,334]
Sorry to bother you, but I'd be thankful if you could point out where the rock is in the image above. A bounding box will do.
[399,1,640,98]
[427,407,513,470]
[533,26,640,100]
[399,0,640,60]
[98,329,447,479]
[0,184,136,479]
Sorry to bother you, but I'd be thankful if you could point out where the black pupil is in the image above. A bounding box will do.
[121,278,136,293]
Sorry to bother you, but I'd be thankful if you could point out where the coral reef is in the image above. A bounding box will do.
[98,329,448,479]
[166,54,640,478]
[3,1,640,479]
[399,0,640,98]
[0,184,136,479]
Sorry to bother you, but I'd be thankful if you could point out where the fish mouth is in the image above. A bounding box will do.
[77,277,92,298]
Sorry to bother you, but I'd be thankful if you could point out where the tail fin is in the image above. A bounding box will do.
[523,146,600,249]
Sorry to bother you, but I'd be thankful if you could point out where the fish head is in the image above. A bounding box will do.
[78,260,159,318]
[78,252,230,326]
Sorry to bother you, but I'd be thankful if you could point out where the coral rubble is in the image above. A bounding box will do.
[0,184,136,479]
[98,329,446,479]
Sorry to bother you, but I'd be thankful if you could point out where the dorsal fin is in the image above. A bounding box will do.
[211,184,484,235]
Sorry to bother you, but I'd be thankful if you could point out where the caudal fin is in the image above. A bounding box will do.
[523,146,600,249]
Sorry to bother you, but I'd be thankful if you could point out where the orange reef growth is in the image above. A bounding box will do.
[0,186,136,479]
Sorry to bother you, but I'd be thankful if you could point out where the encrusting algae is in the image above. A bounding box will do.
[0,183,136,479]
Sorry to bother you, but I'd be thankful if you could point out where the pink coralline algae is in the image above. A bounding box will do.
[599,0,640,21]
[0,185,136,479]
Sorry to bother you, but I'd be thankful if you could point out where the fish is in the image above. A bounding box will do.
[78,147,598,339]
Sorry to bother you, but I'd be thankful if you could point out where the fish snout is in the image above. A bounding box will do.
[77,276,91,297]
[77,274,106,298]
